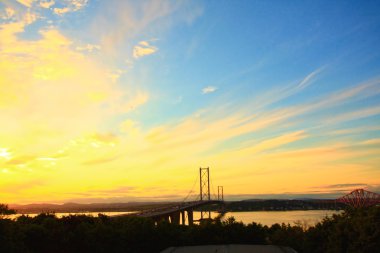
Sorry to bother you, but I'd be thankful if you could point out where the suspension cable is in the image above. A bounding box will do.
[209,172,218,200]
[181,171,199,203]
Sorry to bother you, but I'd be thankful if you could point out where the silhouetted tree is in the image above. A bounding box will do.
[0,204,16,217]
[0,206,379,253]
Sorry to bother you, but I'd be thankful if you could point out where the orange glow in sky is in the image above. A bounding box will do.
[1,0,379,204]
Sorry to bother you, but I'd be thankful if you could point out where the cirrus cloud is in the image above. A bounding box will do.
[202,86,218,94]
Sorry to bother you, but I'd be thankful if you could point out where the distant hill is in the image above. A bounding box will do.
[10,202,174,214]
[221,199,345,211]
[10,198,347,214]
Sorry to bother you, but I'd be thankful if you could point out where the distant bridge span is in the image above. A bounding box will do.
[336,188,380,208]
[135,200,223,225]
[116,168,224,225]
[316,188,380,209]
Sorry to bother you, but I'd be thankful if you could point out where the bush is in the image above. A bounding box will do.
[0,205,378,253]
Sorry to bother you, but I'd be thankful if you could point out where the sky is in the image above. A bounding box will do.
[0,0,379,204]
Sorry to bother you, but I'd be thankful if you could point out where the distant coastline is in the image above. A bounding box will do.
[10,199,345,214]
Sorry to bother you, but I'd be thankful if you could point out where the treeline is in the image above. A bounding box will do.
[0,207,379,253]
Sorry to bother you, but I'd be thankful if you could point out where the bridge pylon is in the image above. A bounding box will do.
[199,167,211,220]
[218,186,224,201]
[199,167,210,201]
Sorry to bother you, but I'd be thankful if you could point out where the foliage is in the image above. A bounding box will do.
[0,204,16,217]
[0,205,378,253]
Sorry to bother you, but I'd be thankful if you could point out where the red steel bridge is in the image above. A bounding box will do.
[336,188,380,208]
[116,167,224,225]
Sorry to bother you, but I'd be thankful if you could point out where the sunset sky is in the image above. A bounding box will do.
[1,0,379,204]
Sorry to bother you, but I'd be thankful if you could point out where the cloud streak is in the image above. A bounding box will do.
[92,0,203,55]
[16,0,35,8]
[202,86,218,94]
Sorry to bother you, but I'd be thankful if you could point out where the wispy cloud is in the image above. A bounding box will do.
[328,126,380,136]
[52,0,88,15]
[297,67,324,89]
[0,147,12,160]
[317,183,368,189]
[202,86,218,94]
[76,43,101,52]
[108,69,125,82]
[40,0,55,9]
[16,0,35,8]
[143,77,380,163]
[360,138,380,146]
[324,106,380,125]
[133,41,158,59]
[94,0,203,55]
[53,7,70,15]
[90,133,118,145]
[245,67,324,112]
[70,0,88,11]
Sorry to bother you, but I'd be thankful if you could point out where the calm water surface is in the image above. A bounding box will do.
[9,211,136,219]
[193,210,342,226]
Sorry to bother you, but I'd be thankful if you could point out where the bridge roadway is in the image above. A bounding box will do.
[115,200,222,225]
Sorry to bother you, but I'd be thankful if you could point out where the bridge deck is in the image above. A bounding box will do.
[138,200,221,217]
[114,200,222,218]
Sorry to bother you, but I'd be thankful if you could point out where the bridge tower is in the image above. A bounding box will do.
[218,186,224,201]
[200,167,210,201]
[199,167,211,220]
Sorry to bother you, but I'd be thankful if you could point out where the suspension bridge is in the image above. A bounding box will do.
[115,167,380,224]
[117,167,224,225]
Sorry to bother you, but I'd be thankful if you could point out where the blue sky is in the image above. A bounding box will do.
[0,0,379,203]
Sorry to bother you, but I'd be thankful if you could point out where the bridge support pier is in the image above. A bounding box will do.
[163,215,170,223]
[169,212,180,224]
[155,215,169,223]
[181,211,185,225]
[201,210,211,221]
[187,210,193,225]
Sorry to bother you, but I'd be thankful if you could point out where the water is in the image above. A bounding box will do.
[8,211,136,219]
[193,210,341,226]
[7,210,341,227]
